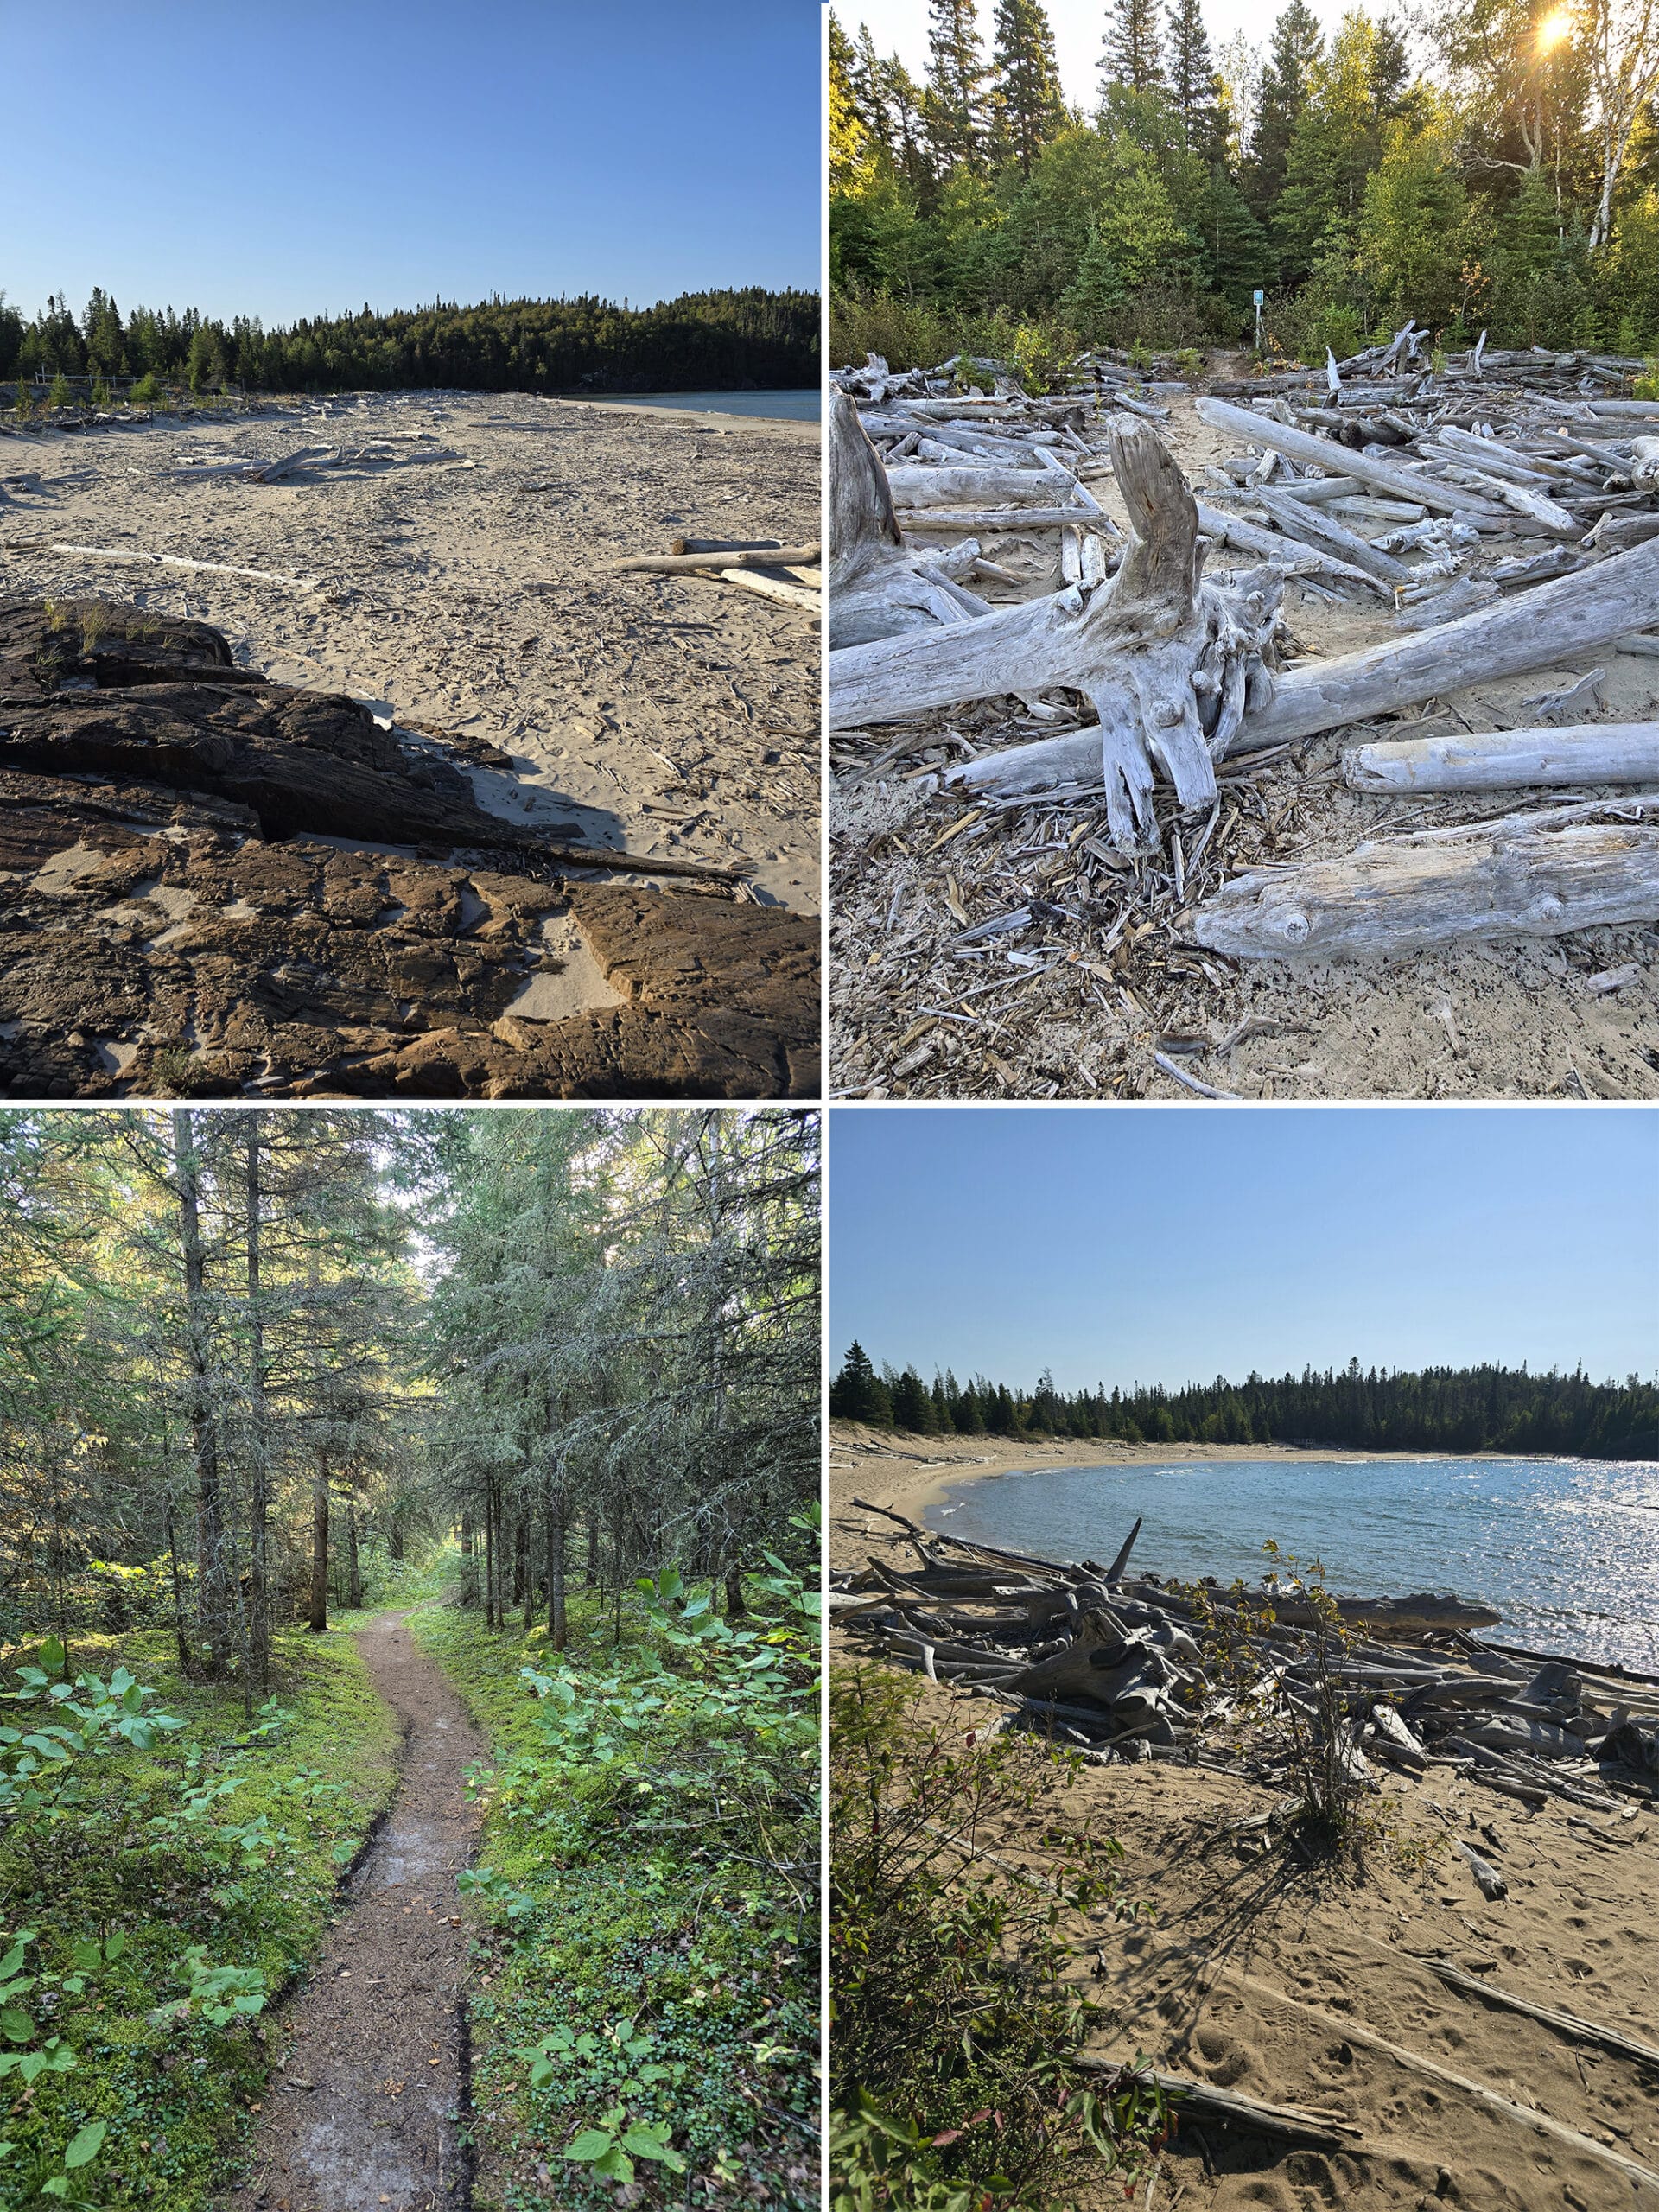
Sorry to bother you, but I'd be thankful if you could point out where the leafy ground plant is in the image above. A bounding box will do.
[0,1627,397,2209]
[412,1541,820,2212]
[830,1664,1166,2212]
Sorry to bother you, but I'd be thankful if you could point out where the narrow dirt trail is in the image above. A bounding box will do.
[222,1611,488,2212]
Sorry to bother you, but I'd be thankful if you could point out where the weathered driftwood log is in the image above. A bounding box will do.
[1251,485,1413,586]
[1193,396,1508,524]
[900,505,1109,534]
[1238,528,1659,749]
[1452,1836,1509,1900]
[1347,721,1659,791]
[886,465,1061,508]
[1071,2061,1369,2151]
[1196,500,1384,593]
[1419,1958,1659,2069]
[608,542,820,575]
[1192,820,1659,959]
[709,569,821,613]
[830,391,994,648]
[42,541,323,589]
[834,419,1282,844]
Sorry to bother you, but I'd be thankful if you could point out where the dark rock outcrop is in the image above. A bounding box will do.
[0,601,818,1100]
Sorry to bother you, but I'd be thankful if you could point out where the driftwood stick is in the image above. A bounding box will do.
[708,569,821,613]
[1105,1516,1143,1583]
[1206,1965,1659,2194]
[1072,2061,1368,2151]
[608,543,820,575]
[1194,396,1506,524]
[43,543,323,589]
[1419,1957,1659,2069]
[1346,722,1659,791]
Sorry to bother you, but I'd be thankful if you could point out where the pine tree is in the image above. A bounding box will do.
[830,1340,893,1427]
[991,0,1066,176]
[926,0,990,175]
[891,1366,938,1433]
[1165,0,1220,151]
[1100,0,1166,96]
[1249,0,1323,218]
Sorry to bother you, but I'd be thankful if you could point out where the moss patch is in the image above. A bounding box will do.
[411,1599,819,2212]
[0,1627,398,2209]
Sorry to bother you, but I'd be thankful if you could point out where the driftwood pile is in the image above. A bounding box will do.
[836,1499,1659,1815]
[830,329,1659,962]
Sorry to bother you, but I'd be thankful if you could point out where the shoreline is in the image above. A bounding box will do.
[556,395,817,435]
[829,1420,1541,1548]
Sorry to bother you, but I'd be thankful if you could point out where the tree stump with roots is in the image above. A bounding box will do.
[830,414,1284,846]
[828,389,994,649]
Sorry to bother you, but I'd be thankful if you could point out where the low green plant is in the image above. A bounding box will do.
[1634,359,1659,400]
[129,370,162,405]
[45,373,73,410]
[830,1666,1164,2208]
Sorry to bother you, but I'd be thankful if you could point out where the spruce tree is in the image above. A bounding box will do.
[926,0,990,175]
[991,0,1066,176]
[1165,0,1220,152]
[1199,162,1272,312]
[1100,0,1166,96]
[1249,0,1324,218]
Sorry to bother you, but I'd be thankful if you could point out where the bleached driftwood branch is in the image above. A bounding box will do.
[1347,722,1659,791]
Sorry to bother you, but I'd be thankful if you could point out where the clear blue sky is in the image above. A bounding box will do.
[830,1109,1659,1392]
[2,1,821,326]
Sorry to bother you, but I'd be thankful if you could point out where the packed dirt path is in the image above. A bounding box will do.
[221,1611,487,2212]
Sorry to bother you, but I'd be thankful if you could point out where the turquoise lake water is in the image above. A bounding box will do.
[924,1456,1659,1672]
[575,389,818,421]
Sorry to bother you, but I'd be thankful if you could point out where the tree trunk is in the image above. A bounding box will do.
[172,1109,231,1679]
[309,1450,329,1634]
[345,1494,363,1611]
[547,1476,568,1651]
[244,1120,270,1691]
[484,1479,497,1630]
[584,1513,598,1589]
[460,1505,477,1607]
[725,1568,747,1618]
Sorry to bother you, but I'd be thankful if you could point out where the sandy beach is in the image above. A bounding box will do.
[843,1672,1658,2212]
[830,384,1659,1100]
[832,1419,1659,2208]
[2,389,819,909]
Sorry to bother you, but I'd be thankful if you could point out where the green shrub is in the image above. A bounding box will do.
[830,1665,1165,2209]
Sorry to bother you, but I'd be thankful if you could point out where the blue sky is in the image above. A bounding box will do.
[830,1109,1659,1391]
[2,1,821,326]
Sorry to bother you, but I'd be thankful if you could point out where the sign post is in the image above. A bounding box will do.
[1254,289,1265,355]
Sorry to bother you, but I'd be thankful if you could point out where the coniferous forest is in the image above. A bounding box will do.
[830,1343,1657,1459]
[0,286,820,396]
[830,0,1659,372]
[0,1108,820,2212]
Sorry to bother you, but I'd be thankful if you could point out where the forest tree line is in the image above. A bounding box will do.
[830,1343,1657,1458]
[0,285,820,396]
[830,0,1659,372]
[0,1109,819,1677]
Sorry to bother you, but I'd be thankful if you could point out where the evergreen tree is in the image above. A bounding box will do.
[1249,0,1324,218]
[990,0,1067,175]
[1198,162,1273,311]
[1166,0,1221,153]
[890,1367,938,1433]
[931,1376,956,1432]
[830,1341,894,1427]
[1100,0,1166,97]
[926,0,990,175]
[830,14,869,189]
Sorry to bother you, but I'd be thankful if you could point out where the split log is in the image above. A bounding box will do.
[1250,486,1414,585]
[1346,721,1659,791]
[833,418,1281,844]
[1193,397,1508,524]
[1192,819,1659,959]
[830,391,995,648]
[607,542,820,575]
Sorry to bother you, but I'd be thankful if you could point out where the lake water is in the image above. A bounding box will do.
[924,1456,1659,1673]
[573,389,819,422]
